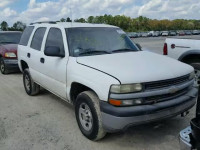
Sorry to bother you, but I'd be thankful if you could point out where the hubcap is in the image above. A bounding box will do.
[79,103,93,131]
[0,61,5,72]
[194,69,200,85]
[25,75,31,91]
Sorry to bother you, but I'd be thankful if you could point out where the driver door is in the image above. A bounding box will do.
[39,27,68,99]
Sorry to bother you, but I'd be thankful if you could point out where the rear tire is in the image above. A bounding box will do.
[75,91,106,141]
[0,58,8,74]
[23,69,40,96]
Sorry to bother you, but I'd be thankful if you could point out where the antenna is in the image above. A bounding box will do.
[70,7,73,26]
[70,0,73,26]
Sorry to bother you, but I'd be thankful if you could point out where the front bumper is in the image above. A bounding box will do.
[4,59,19,71]
[100,87,198,132]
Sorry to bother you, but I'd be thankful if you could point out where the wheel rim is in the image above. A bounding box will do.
[79,103,93,131]
[24,74,31,91]
[194,69,200,85]
[0,61,5,73]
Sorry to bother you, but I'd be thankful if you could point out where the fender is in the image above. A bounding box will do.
[178,50,200,61]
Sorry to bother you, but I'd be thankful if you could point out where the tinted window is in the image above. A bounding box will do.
[0,32,22,44]
[45,28,65,55]
[19,26,34,46]
[66,27,138,57]
[31,27,46,51]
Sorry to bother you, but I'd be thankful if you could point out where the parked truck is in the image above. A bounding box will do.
[18,22,198,140]
[0,31,22,74]
[164,37,200,150]
[164,37,200,85]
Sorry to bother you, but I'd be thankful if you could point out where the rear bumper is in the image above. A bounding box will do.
[100,87,198,132]
[4,59,19,71]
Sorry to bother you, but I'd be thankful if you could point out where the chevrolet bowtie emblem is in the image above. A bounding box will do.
[169,87,179,94]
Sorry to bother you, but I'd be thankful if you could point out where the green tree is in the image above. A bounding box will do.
[12,21,26,31]
[66,17,72,22]
[87,16,94,23]
[60,18,66,22]
[193,20,200,29]
[74,18,86,23]
[0,21,8,31]
[60,15,200,32]
[171,19,185,30]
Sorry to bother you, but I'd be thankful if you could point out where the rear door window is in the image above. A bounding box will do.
[31,27,46,51]
[19,26,34,46]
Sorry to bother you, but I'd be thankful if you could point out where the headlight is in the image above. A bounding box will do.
[189,71,195,80]
[110,83,142,94]
[5,52,16,58]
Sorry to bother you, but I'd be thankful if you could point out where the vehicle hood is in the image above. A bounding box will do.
[76,51,193,84]
[1,44,18,52]
[1,44,18,57]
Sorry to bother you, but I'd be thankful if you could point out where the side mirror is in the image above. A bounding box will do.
[44,46,65,57]
[136,43,142,50]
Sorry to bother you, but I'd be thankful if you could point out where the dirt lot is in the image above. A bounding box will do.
[0,36,198,150]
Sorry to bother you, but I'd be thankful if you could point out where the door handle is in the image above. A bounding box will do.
[27,53,30,58]
[40,58,45,63]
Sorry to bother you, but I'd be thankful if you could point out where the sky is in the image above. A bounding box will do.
[0,0,200,26]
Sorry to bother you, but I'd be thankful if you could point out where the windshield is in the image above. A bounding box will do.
[0,32,22,45]
[66,27,139,57]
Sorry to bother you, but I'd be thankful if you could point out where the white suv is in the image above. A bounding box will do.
[18,22,198,140]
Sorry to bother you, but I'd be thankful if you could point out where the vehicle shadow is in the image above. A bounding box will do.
[39,88,74,110]
[0,71,22,75]
[100,113,193,149]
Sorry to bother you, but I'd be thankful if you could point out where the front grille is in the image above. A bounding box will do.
[144,87,189,104]
[145,74,190,90]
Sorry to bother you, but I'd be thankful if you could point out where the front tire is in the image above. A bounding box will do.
[75,91,106,141]
[0,58,8,74]
[189,62,200,85]
[23,69,40,96]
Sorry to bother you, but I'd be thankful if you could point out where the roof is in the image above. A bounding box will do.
[29,22,118,28]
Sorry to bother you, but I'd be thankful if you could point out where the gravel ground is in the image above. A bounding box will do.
[0,36,198,150]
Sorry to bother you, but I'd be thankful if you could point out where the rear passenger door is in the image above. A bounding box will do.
[28,27,47,84]
[18,26,35,71]
[38,27,68,99]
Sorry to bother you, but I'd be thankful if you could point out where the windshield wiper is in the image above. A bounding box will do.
[112,48,136,53]
[79,50,111,56]
[0,42,16,44]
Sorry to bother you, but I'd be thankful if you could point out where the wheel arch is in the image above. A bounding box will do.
[20,60,29,72]
[178,50,200,63]
[70,82,99,105]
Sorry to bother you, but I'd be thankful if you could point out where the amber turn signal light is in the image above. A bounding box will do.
[109,99,122,106]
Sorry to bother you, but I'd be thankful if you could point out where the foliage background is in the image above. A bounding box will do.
[1,15,200,32]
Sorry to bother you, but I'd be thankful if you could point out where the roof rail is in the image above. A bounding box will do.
[30,21,57,25]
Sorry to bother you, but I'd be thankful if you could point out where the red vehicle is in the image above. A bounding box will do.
[178,31,185,36]
[0,31,22,74]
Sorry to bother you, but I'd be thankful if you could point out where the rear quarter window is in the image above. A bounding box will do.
[19,26,34,46]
